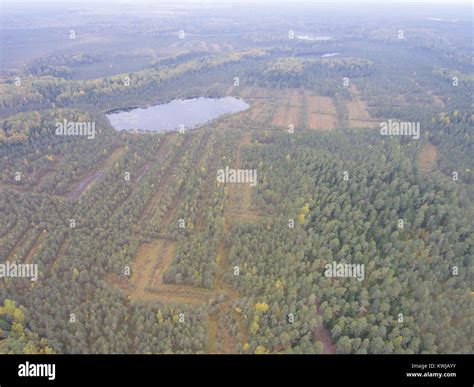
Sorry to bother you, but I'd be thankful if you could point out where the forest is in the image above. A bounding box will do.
[0,2,472,355]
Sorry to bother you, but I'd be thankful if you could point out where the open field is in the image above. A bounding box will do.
[347,85,379,128]
[419,143,438,174]
[306,94,337,130]
[237,87,339,131]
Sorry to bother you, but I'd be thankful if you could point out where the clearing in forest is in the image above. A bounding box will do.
[238,86,339,131]
[305,93,337,130]
[49,236,69,271]
[419,143,438,174]
[271,103,288,126]
[270,89,302,128]
[314,302,337,354]
[429,91,445,107]
[287,90,301,128]
[248,88,271,121]
[226,132,261,222]
[346,85,378,128]
[231,87,277,123]
[5,227,35,262]
[135,138,177,228]
[129,239,213,305]
[209,240,247,354]
[24,231,46,264]
[67,146,125,199]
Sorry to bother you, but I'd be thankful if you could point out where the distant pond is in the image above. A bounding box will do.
[106,97,249,133]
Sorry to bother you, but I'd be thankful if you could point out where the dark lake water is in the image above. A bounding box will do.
[106,97,249,132]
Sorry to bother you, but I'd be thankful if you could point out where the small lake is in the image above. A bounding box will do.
[321,52,341,58]
[106,97,249,132]
[297,35,332,41]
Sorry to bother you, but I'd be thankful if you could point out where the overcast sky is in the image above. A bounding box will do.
[1,0,471,4]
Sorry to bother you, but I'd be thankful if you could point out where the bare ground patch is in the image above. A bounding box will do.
[128,240,213,305]
[271,105,289,127]
[419,143,438,174]
[49,236,69,271]
[66,146,125,199]
[208,232,245,353]
[24,231,46,264]
[347,85,379,128]
[429,92,445,107]
[314,302,336,354]
[306,94,337,130]
[135,135,180,229]
[248,88,277,122]
[5,227,34,262]
[207,315,218,353]
[226,132,261,223]
[286,90,301,129]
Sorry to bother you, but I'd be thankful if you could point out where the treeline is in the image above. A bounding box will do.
[244,57,373,95]
[0,49,269,116]
[27,53,103,79]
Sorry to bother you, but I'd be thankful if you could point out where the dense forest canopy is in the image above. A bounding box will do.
[0,2,472,355]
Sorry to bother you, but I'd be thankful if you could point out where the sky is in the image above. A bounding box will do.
[1,0,471,4]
